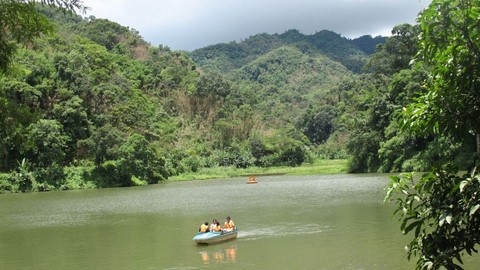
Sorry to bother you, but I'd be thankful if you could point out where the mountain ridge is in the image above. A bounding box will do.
[190,29,387,73]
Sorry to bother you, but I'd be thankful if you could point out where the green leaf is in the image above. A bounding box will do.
[459,180,468,192]
[470,205,480,216]
[438,212,453,226]
[446,214,452,224]
[403,220,422,235]
[423,261,433,270]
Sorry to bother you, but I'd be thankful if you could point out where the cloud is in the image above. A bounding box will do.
[82,0,431,51]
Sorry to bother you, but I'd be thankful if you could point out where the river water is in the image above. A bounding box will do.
[0,174,478,269]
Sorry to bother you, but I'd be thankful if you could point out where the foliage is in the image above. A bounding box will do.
[0,173,13,193]
[251,132,310,167]
[77,124,125,165]
[170,158,348,181]
[366,24,420,75]
[25,119,70,167]
[350,35,387,55]
[343,22,473,173]
[8,158,34,192]
[0,0,85,73]
[301,105,337,145]
[385,0,480,268]
[62,165,96,190]
[32,164,64,191]
[2,0,475,196]
[403,0,480,146]
[191,29,381,74]
[116,133,167,185]
[385,167,480,269]
[0,78,41,170]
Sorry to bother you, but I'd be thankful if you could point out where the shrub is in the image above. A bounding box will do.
[0,173,15,193]
[130,175,148,186]
[62,166,97,190]
[214,147,255,168]
[250,135,308,167]
[8,159,35,192]
[33,165,65,191]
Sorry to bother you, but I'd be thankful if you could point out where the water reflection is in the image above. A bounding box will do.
[198,245,237,264]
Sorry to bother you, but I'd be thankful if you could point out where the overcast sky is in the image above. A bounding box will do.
[81,0,432,51]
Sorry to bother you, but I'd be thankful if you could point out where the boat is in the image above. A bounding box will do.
[246,176,257,184]
[193,229,238,245]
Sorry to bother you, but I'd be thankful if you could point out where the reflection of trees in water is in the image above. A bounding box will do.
[199,246,237,264]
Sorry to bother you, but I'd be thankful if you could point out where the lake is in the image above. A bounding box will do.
[0,174,478,269]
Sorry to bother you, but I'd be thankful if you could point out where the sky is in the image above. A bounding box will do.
[81,0,432,51]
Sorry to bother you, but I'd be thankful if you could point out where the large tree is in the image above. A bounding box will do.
[387,1,480,269]
[403,0,480,154]
[0,0,85,72]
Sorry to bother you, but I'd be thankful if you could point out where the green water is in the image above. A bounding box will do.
[0,174,478,269]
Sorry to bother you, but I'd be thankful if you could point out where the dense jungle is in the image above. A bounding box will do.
[0,3,475,193]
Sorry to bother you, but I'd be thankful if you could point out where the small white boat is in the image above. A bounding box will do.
[193,229,238,245]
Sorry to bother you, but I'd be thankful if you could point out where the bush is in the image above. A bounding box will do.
[0,173,15,193]
[214,147,255,168]
[130,175,148,186]
[33,165,65,191]
[8,159,35,192]
[250,135,308,167]
[91,134,170,187]
[385,165,480,269]
[116,133,168,184]
[94,160,120,187]
[2,160,98,192]
[178,155,202,173]
[62,166,97,190]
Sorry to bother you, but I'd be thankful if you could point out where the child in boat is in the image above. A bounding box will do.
[223,216,235,232]
[199,222,209,233]
[209,219,218,231]
[213,221,222,232]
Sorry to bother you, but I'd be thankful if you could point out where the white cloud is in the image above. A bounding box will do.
[82,0,432,51]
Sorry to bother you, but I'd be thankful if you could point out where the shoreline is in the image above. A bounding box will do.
[0,159,349,193]
[168,159,348,181]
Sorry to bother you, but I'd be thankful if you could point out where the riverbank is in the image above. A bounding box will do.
[169,159,348,181]
[0,159,348,193]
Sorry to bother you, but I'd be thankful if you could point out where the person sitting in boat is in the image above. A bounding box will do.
[209,219,218,231]
[199,221,210,233]
[223,216,235,232]
[213,221,222,232]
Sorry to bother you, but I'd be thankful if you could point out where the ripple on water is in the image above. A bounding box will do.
[238,222,331,241]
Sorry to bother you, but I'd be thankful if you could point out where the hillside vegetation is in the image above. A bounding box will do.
[3,1,480,268]
[190,29,386,73]
[0,4,475,194]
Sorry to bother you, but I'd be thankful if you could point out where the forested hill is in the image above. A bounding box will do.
[1,3,474,194]
[3,8,369,192]
[190,29,387,73]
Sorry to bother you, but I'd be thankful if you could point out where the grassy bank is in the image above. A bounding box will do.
[169,159,348,181]
[0,159,348,193]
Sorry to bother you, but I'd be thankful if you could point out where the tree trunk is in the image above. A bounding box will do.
[477,132,480,156]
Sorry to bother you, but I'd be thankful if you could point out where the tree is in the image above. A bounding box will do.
[387,1,480,269]
[25,119,69,167]
[403,0,480,154]
[301,105,337,145]
[53,95,90,160]
[386,167,480,270]
[116,133,167,185]
[77,124,125,166]
[0,79,42,170]
[0,0,85,72]
[365,24,420,75]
